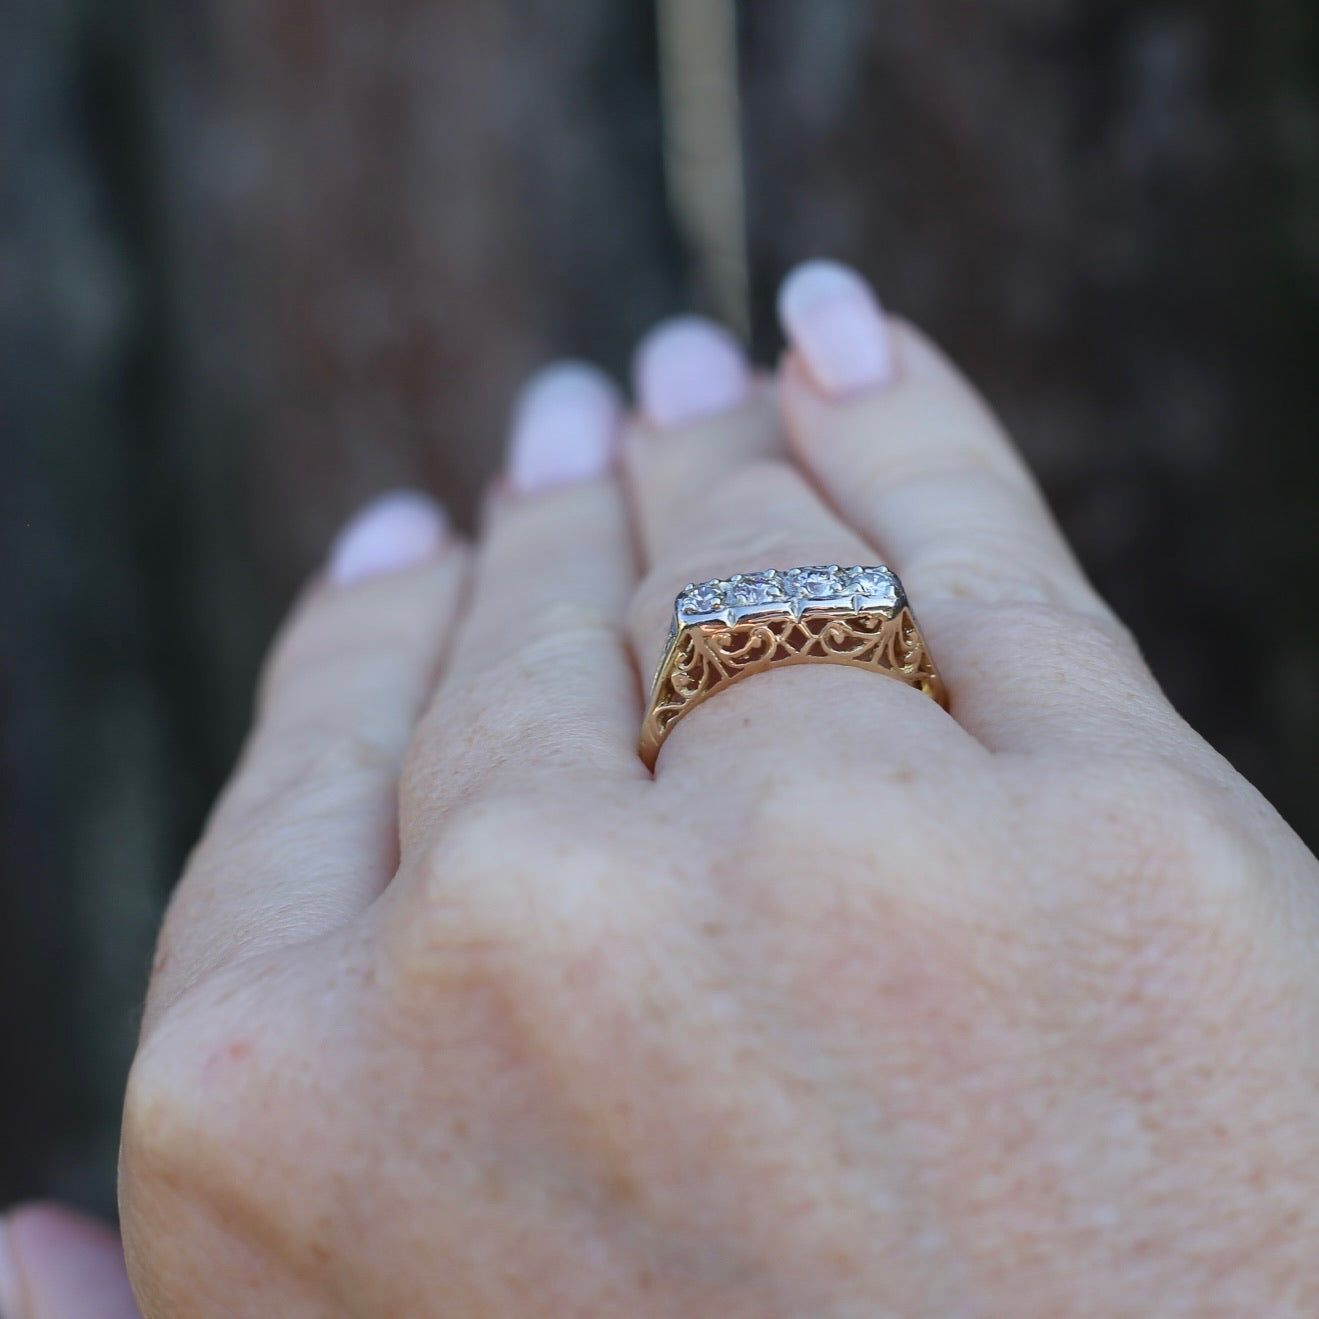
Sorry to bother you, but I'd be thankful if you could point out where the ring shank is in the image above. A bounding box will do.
[639,568,946,770]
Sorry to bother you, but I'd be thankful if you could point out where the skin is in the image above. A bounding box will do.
[111,307,1319,1318]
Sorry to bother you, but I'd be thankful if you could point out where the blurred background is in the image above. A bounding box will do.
[2,0,1317,1219]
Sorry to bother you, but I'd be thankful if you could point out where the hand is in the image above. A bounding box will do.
[1,1204,140,1319]
[119,263,1319,1317]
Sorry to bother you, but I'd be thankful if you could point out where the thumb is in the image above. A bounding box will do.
[0,1204,141,1319]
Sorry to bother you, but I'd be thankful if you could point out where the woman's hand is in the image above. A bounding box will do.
[119,263,1319,1317]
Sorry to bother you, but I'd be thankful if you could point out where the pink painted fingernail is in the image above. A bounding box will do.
[634,316,750,429]
[0,1217,21,1318]
[4,1206,143,1319]
[508,363,622,494]
[327,490,448,586]
[778,260,896,396]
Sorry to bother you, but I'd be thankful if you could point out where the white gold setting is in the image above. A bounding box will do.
[675,565,904,628]
[642,562,944,769]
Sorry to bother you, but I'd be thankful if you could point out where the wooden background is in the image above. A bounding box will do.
[3,0,1317,1216]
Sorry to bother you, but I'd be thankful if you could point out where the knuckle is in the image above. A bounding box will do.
[706,765,964,931]
[491,605,622,690]
[412,797,543,943]
[401,614,621,822]
[700,456,801,512]
[733,766,876,850]
[468,600,621,673]
[518,598,620,647]
[383,798,672,1090]
[122,973,331,1293]
[437,604,621,728]
[735,785,1021,1042]
[1024,603,1144,672]
[385,796,628,1006]
[1114,756,1242,876]
[297,727,402,779]
[943,594,1150,703]
[1005,756,1282,1075]
[913,541,1082,612]
[123,992,263,1209]
[1135,763,1257,891]
[1022,753,1259,936]
[121,1023,184,1173]
[854,446,1007,515]
[252,728,403,814]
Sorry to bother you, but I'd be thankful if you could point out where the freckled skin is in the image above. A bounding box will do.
[119,715,1319,1317]
[118,309,1319,1318]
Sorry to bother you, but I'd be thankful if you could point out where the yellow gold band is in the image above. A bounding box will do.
[640,565,946,771]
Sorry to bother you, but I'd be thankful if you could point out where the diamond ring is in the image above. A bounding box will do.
[639,565,947,770]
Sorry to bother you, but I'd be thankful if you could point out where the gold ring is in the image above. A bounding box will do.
[639,565,947,770]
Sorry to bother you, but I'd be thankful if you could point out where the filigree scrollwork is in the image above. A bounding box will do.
[639,606,947,769]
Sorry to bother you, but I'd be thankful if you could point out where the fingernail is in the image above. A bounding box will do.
[327,490,448,586]
[777,260,896,397]
[0,1216,22,1318]
[2,1207,142,1319]
[634,316,750,429]
[508,363,621,495]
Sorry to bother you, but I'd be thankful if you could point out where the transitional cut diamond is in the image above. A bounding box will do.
[725,571,787,607]
[789,566,846,601]
[679,581,725,615]
[845,566,900,608]
[676,565,905,625]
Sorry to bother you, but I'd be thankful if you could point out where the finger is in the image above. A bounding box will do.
[151,492,467,1017]
[628,457,973,778]
[1,1205,142,1319]
[401,365,645,851]
[623,315,785,562]
[778,261,1190,756]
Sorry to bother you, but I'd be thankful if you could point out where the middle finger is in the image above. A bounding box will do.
[401,364,646,850]
[624,315,785,560]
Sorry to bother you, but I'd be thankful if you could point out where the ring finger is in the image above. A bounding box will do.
[625,453,973,779]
